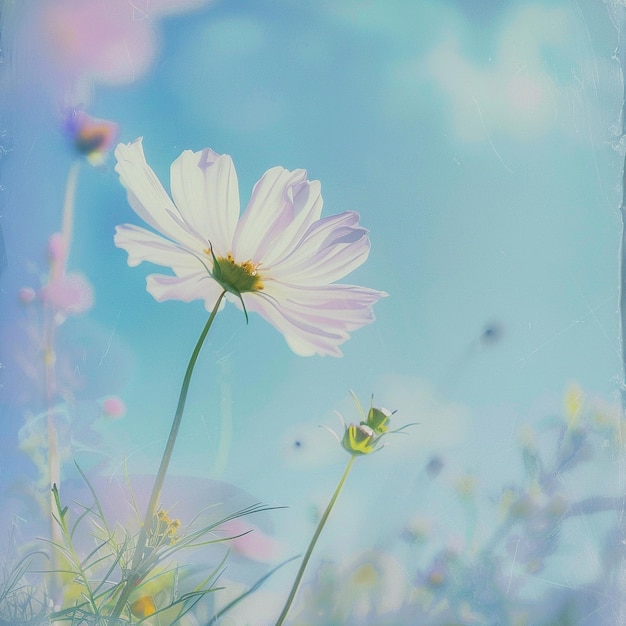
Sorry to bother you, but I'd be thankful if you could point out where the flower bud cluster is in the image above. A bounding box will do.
[149,509,182,547]
[340,395,397,456]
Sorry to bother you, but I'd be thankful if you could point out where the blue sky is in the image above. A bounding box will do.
[0,0,623,600]
[92,0,621,480]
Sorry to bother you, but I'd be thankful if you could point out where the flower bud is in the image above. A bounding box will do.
[342,423,377,455]
[63,107,118,165]
[364,406,393,434]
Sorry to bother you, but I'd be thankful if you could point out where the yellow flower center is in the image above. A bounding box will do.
[204,249,264,295]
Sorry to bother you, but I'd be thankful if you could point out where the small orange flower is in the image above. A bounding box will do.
[130,595,157,618]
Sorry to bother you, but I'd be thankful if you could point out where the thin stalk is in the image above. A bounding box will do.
[619,152,626,411]
[274,455,356,626]
[59,160,80,274]
[110,290,226,618]
[51,485,100,615]
[45,160,80,605]
[618,19,626,621]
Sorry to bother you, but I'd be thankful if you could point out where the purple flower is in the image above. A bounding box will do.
[114,139,387,356]
[63,108,118,165]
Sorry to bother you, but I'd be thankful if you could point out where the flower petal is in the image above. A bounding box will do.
[114,224,205,274]
[169,148,240,256]
[259,179,324,267]
[244,294,347,356]
[115,139,200,250]
[146,272,225,311]
[233,167,322,262]
[267,282,387,330]
[243,283,387,357]
[282,212,362,262]
[267,212,370,284]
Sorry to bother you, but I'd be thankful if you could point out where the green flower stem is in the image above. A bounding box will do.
[274,455,356,626]
[110,290,226,619]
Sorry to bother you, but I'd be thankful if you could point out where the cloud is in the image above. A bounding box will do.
[383,4,614,143]
[372,373,470,452]
[426,6,569,141]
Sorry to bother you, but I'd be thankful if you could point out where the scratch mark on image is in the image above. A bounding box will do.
[98,312,121,367]
[506,535,520,594]
[516,294,614,367]
[472,95,515,174]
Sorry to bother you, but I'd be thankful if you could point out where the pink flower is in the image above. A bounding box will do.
[101,396,127,419]
[29,0,215,90]
[18,287,37,304]
[39,273,94,315]
[222,519,284,563]
[114,139,387,357]
[40,234,94,315]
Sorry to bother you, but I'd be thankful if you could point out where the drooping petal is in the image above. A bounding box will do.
[169,148,240,256]
[243,283,387,357]
[146,272,225,311]
[265,282,388,330]
[115,139,199,250]
[243,293,348,357]
[233,167,322,261]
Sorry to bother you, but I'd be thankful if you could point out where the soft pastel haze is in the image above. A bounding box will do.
[0,0,624,623]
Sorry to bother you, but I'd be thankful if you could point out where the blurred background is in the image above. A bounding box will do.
[0,0,624,623]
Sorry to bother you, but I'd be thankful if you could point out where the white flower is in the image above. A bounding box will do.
[114,139,387,356]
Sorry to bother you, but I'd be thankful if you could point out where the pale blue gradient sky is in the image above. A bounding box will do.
[0,0,622,597]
